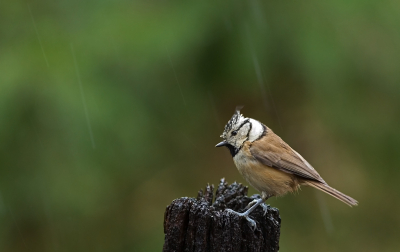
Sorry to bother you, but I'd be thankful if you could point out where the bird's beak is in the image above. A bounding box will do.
[215,141,228,147]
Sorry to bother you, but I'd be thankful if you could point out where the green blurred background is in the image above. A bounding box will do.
[1,0,400,251]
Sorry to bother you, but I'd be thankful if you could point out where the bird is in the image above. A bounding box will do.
[215,107,358,229]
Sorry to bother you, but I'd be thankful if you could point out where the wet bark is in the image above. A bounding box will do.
[163,178,281,252]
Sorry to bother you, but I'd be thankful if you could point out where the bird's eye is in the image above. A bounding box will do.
[231,131,237,136]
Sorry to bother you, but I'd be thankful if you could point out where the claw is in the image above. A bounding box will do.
[244,215,257,231]
[224,197,267,231]
[225,209,258,230]
[260,203,269,216]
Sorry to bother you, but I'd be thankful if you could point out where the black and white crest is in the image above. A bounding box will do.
[221,107,247,139]
[224,109,241,132]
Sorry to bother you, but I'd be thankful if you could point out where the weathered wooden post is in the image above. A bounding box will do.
[163,178,281,252]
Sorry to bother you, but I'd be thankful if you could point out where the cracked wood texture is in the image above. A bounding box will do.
[163,178,281,252]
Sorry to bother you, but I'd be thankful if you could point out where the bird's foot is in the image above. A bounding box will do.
[245,199,268,216]
[260,203,269,216]
[225,208,257,231]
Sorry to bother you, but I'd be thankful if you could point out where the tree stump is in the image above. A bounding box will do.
[163,178,281,252]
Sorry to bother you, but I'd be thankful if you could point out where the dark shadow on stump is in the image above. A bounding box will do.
[163,178,281,252]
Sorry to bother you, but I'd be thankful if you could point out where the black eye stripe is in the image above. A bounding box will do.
[235,120,250,132]
[246,121,253,139]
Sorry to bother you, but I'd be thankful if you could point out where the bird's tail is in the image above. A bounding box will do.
[304,181,358,206]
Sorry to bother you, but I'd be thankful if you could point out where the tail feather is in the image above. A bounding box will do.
[304,181,358,206]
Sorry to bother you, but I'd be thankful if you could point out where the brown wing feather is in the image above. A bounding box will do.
[250,128,325,183]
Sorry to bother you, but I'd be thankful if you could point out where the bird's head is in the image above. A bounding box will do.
[216,107,265,156]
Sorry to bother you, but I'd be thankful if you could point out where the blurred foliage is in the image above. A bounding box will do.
[1,0,400,251]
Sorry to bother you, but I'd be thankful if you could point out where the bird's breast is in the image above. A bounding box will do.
[233,148,299,197]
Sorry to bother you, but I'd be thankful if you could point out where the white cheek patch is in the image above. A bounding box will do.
[248,119,264,142]
[235,123,251,146]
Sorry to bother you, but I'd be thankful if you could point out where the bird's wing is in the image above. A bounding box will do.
[250,131,325,183]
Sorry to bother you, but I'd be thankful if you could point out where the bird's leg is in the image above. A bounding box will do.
[225,198,263,230]
[225,193,271,230]
[245,192,270,215]
[259,192,271,216]
[245,199,258,209]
